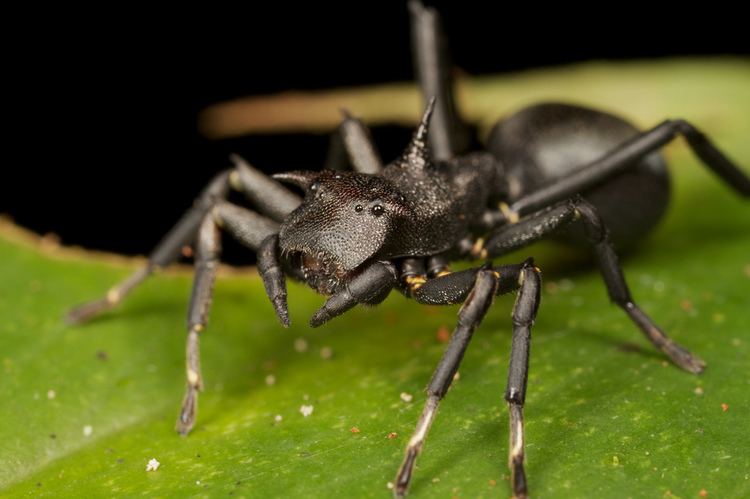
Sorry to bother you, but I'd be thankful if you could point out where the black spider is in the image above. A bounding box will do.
[67,2,750,498]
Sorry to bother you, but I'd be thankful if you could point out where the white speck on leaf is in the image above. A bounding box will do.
[300,404,314,417]
[265,374,276,386]
[294,338,308,353]
[47,389,56,400]
[400,392,413,403]
[83,425,93,437]
[274,414,283,423]
[146,458,160,471]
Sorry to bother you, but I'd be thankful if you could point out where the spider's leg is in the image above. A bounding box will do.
[257,234,290,327]
[409,0,470,161]
[482,197,706,373]
[395,263,539,498]
[308,261,397,327]
[177,203,280,435]
[228,154,302,221]
[507,119,750,218]
[67,159,300,324]
[177,214,220,435]
[504,263,542,499]
[324,111,383,174]
[66,171,231,324]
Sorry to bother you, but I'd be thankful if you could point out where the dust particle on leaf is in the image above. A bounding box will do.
[387,432,398,439]
[300,404,314,417]
[83,425,93,437]
[436,326,450,343]
[699,488,708,497]
[265,374,276,386]
[294,338,308,353]
[47,389,56,400]
[350,427,360,434]
[320,346,333,360]
[146,458,160,471]
[694,386,704,395]
[721,403,729,412]
[400,392,413,403]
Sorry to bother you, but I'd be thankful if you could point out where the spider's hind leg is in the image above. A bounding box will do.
[483,197,706,373]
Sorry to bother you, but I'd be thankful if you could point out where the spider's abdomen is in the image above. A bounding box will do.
[487,102,670,249]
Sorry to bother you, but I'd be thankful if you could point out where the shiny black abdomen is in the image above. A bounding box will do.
[487,102,670,249]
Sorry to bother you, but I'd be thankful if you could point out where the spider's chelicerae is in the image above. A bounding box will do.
[68,2,750,497]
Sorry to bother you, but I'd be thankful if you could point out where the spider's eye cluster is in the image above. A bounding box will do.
[353,202,385,216]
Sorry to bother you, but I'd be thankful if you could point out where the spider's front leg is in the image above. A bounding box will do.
[66,156,302,435]
[394,262,541,499]
[308,261,398,328]
[177,202,285,434]
[66,155,300,324]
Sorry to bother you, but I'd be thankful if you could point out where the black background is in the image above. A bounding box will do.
[4,2,748,264]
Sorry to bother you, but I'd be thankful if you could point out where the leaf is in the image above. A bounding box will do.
[2,59,750,498]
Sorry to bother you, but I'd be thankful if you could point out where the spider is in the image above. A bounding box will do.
[67,2,749,497]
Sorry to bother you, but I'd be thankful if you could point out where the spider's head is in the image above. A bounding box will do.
[274,170,410,294]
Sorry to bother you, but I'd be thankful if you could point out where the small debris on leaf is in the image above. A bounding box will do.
[83,425,93,437]
[350,427,361,434]
[294,338,308,353]
[694,386,704,396]
[274,414,283,423]
[436,326,450,343]
[47,389,56,400]
[721,403,729,412]
[387,482,394,490]
[300,404,314,417]
[400,392,413,403]
[96,350,108,361]
[387,432,398,439]
[320,346,333,360]
[699,489,708,498]
[146,458,160,471]
[265,374,276,386]
[488,479,497,487]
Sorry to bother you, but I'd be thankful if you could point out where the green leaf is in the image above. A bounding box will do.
[2,59,750,498]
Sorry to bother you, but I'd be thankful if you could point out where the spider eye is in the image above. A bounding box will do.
[355,204,364,212]
[371,204,384,217]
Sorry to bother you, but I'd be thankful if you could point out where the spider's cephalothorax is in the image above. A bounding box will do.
[67,1,750,498]
[274,105,505,296]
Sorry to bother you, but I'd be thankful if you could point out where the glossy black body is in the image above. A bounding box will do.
[489,103,670,248]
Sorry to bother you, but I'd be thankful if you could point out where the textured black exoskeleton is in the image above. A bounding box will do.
[67,2,750,497]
